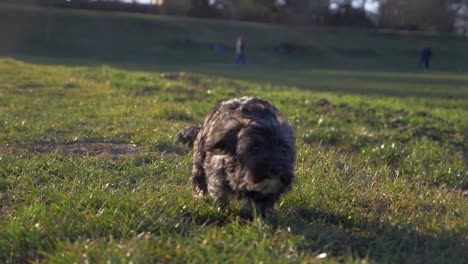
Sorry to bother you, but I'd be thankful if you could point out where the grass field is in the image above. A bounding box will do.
[0,4,468,264]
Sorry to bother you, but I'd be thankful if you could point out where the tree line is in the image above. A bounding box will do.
[2,0,468,34]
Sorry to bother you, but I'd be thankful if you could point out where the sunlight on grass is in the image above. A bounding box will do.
[0,58,466,263]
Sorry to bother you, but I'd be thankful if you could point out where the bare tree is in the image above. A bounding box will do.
[161,0,191,16]
[282,0,330,24]
[216,0,240,20]
[451,0,468,35]
[379,0,453,32]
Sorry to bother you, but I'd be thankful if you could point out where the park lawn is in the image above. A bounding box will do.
[0,58,467,263]
[2,3,468,105]
[2,3,468,73]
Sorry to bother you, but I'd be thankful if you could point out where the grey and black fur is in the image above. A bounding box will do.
[175,97,296,219]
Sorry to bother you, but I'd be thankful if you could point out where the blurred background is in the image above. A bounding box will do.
[1,0,467,74]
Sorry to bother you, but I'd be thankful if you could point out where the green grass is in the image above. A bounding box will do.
[3,3,468,102]
[0,5,467,263]
[0,57,467,263]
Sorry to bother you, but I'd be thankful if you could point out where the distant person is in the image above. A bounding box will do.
[419,47,433,69]
[235,35,247,64]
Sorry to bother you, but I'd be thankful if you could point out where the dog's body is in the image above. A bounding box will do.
[176,97,296,218]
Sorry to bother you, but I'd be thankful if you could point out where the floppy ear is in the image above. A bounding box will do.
[206,120,242,154]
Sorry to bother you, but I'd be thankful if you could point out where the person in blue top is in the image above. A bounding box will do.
[235,35,247,64]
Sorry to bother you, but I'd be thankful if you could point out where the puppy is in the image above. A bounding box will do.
[176,97,295,218]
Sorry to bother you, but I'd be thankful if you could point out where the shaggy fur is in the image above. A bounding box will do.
[176,97,296,218]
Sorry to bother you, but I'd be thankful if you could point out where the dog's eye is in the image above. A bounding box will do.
[280,145,289,154]
[250,144,261,153]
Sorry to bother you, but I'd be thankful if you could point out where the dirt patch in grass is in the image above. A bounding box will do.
[18,82,44,89]
[0,142,145,156]
[163,85,196,100]
[135,86,160,97]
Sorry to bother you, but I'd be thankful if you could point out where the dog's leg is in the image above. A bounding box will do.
[256,195,277,218]
[240,199,257,220]
[241,195,277,219]
[191,171,207,198]
[206,171,231,209]
[191,139,208,198]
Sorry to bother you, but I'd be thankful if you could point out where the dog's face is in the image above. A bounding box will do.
[205,114,295,195]
[235,123,295,194]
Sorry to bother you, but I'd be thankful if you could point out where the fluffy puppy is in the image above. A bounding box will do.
[176,97,296,218]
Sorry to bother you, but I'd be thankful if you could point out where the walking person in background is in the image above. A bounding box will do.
[419,46,433,69]
[235,35,247,64]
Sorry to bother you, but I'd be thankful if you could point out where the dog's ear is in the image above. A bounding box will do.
[206,120,241,154]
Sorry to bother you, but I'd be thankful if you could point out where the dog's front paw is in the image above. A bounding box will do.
[240,208,254,220]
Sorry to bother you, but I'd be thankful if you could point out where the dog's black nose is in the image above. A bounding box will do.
[269,166,282,177]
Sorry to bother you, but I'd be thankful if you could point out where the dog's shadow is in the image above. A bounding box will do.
[182,204,467,263]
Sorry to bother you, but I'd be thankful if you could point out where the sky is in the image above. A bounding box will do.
[331,0,380,14]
